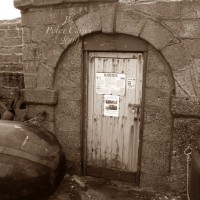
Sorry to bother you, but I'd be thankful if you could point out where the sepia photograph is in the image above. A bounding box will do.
[0,0,199,200]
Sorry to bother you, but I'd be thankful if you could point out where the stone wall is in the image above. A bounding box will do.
[54,40,82,174]
[141,46,174,191]
[0,18,23,106]
[14,0,200,194]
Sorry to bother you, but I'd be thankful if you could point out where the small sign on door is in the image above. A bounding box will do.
[104,95,119,117]
[127,78,136,89]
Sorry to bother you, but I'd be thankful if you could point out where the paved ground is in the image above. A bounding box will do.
[48,175,187,200]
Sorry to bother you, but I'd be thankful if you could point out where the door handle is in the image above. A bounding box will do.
[128,104,141,121]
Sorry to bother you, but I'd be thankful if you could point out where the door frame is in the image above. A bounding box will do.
[81,33,148,184]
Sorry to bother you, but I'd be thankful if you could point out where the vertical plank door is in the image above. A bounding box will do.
[86,52,143,182]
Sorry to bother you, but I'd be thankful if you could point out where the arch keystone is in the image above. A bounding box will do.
[100,3,117,33]
[115,4,146,37]
[74,9,102,36]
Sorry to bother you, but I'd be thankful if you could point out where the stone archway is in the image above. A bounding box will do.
[21,2,197,100]
[52,32,175,191]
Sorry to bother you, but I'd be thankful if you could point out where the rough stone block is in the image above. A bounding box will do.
[170,118,200,192]
[173,118,200,154]
[5,29,19,38]
[161,42,191,72]
[100,3,116,33]
[57,39,82,70]
[34,42,47,61]
[26,105,55,122]
[75,8,101,36]
[140,20,174,50]
[143,122,172,141]
[22,44,37,61]
[58,86,81,101]
[0,63,23,72]
[22,89,58,105]
[21,9,54,27]
[57,131,81,162]
[169,157,186,193]
[190,59,200,99]
[0,54,20,63]
[180,2,200,19]
[163,20,200,38]
[55,68,81,88]
[0,72,24,88]
[146,71,172,92]
[31,25,54,43]
[141,135,171,175]
[145,88,171,111]
[53,20,80,49]
[144,105,172,126]
[57,131,81,150]
[24,73,37,88]
[0,30,5,38]
[37,63,55,89]
[22,27,31,44]
[18,28,22,37]
[50,6,89,25]
[133,1,181,19]
[50,7,70,25]
[116,4,146,36]
[54,40,82,88]
[172,97,200,117]
[0,87,19,99]
[23,61,38,73]
[182,40,200,58]
[0,19,21,29]
[55,114,81,133]
[173,69,196,99]
[3,37,22,46]
[147,45,165,72]
[140,172,170,192]
[0,47,22,54]
[43,40,64,68]
[147,46,174,93]
[55,99,81,119]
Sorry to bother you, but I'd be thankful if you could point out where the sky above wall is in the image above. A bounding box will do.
[0,0,20,20]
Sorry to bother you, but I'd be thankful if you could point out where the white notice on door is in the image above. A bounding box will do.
[96,73,125,96]
[127,78,136,89]
[104,95,119,117]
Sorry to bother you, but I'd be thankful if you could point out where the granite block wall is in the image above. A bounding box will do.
[0,18,23,107]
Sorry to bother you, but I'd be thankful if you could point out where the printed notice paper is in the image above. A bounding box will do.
[96,73,126,96]
[104,95,119,117]
[127,78,136,89]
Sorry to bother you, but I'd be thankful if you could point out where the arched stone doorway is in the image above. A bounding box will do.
[53,33,174,191]
[16,0,200,193]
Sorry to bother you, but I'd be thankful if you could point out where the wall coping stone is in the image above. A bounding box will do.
[14,0,117,9]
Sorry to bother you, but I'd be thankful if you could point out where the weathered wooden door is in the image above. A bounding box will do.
[85,52,144,182]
